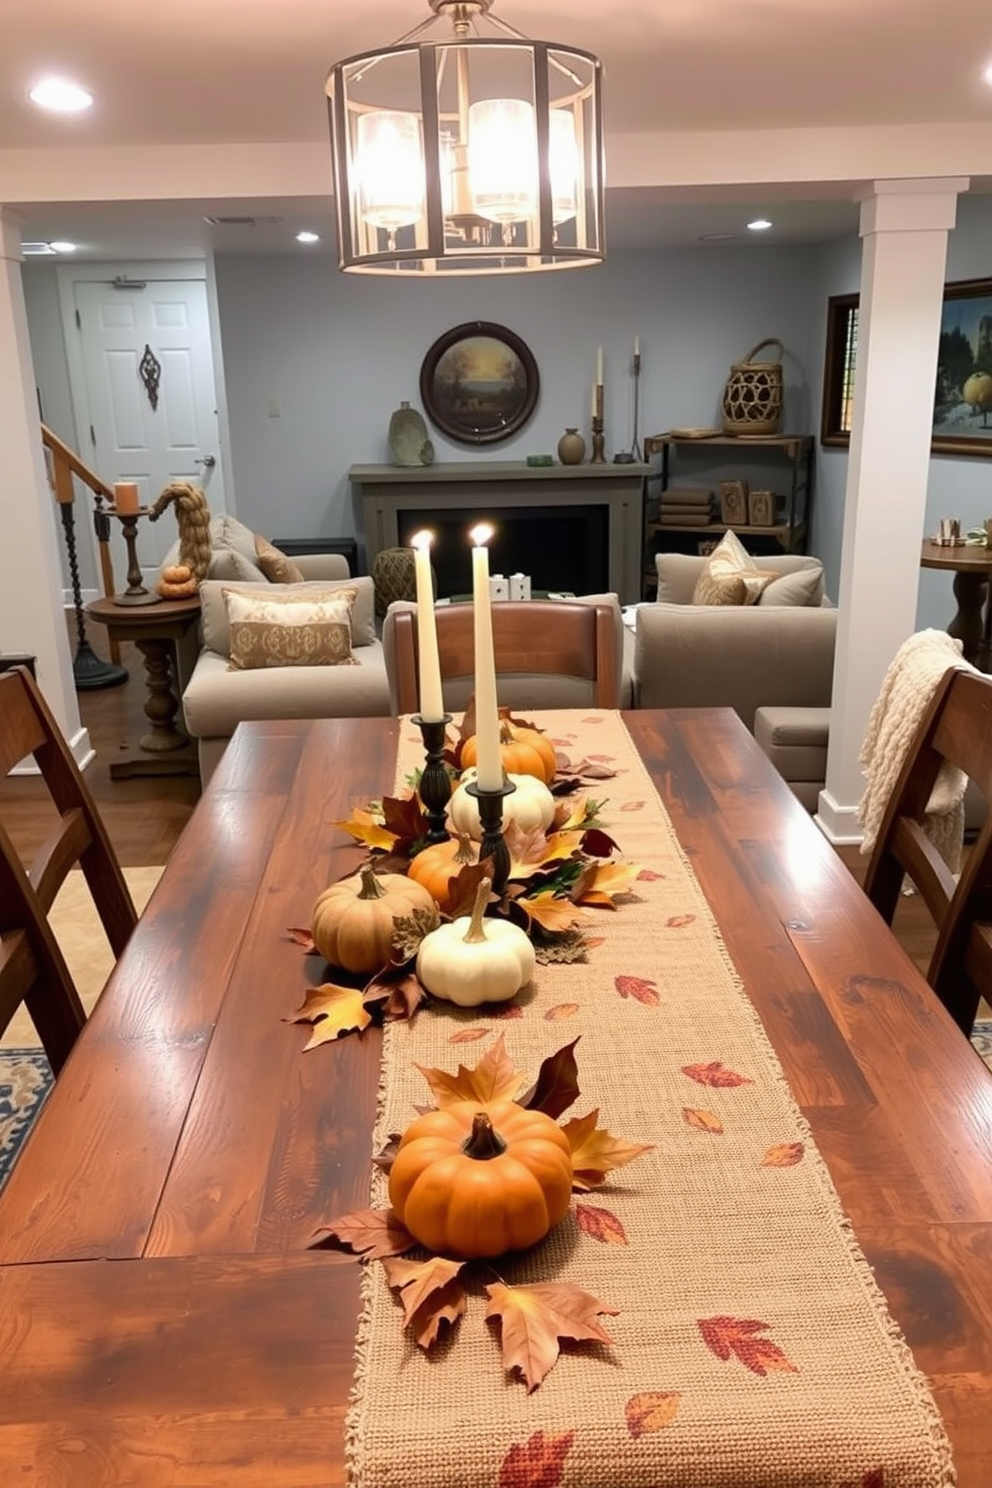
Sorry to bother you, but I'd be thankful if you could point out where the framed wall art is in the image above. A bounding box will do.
[419,321,539,446]
[933,277,992,456]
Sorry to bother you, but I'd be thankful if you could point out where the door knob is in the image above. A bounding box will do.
[194,454,216,469]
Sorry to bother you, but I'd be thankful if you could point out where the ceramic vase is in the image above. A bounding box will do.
[388,401,435,467]
[557,428,586,465]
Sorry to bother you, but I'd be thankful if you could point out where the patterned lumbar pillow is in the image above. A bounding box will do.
[224,586,358,670]
[253,534,305,584]
[691,529,776,606]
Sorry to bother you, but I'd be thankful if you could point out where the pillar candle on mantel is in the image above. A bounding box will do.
[469,523,502,791]
[410,531,444,722]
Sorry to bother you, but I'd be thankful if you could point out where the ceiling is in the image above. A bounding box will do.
[4,0,991,258]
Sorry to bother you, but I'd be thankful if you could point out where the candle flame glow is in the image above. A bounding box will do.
[410,530,434,550]
[470,523,494,546]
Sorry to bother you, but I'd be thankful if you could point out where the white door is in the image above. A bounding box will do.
[71,277,226,580]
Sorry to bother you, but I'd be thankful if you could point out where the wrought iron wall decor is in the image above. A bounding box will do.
[139,344,162,411]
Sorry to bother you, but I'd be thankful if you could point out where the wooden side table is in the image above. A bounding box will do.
[86,596,202,779]
[920,539,992,672]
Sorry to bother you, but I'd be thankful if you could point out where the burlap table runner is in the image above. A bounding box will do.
[347,710,954,1488]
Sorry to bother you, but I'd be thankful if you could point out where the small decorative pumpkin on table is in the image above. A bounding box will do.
[312,863,435,974]
[449,769,555,841]
[461,713,557,785]
[156,562,199,600]
[417,878,534,1006]
[407,833,478,914]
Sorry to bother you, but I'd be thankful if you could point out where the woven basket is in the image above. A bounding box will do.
[721,338,784,436]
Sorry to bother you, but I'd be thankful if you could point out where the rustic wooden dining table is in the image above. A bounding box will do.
[1,709,991,1485]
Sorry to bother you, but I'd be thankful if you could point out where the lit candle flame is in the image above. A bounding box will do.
[410,530,434,551]
[470,523,494,547]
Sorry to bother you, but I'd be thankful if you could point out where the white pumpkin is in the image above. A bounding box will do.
[449,769,555,842]
[417,878,535,1006]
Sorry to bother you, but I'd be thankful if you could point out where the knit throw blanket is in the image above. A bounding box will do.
[345,710,954,1488]
[858,629,973,869]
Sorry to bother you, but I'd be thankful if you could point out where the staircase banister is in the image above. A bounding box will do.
[41,424,115,504]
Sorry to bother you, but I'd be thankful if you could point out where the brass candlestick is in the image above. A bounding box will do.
[464,778,516,895]
[111,508,162,607]
[414,714,453,843]
[591,385,606,464]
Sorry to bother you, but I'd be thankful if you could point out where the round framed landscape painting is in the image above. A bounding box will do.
[419,321,539,446]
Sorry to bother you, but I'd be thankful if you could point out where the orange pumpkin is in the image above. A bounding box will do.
[407,833,478,911]
[388,1099,573,1258]
[461,715,556,785]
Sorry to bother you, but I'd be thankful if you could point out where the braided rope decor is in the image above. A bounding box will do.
[721,337,784,436]
[147,482,212,584]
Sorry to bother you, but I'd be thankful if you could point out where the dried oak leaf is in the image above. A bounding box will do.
[762,1141,805,1168]
[625,1391,681,1437]
[286,926,317,953]
[575,1202,628,1245]
[498,1430,575,1488]
[389,903,442,962]
[363,963,427,1021]
[615,974,661,1006]
[698,1316,799,1377]
[683,1107,724,1135]
[381,1254,467,1346]
[562,1107,654,1190]
[533,930,590,966]
[312,1206,415,1259]
[287,983,371,1048]
[519,1036,581,1119]
[416,1031,525,1109]
[485,1281,618,1392]
[332,807,397,853]
[681,1061,753,1088]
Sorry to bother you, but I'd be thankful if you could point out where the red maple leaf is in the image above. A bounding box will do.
[681,1060,753,1087]
[615,974,660,1006]
[498,1430,575,1488]
[698,1316,798,1376]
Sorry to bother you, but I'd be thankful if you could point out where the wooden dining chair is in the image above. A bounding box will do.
[862,664,992,1036]
[0,665,136,1073]
[387,600,620,716]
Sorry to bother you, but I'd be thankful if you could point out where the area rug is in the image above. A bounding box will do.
[0,865,163,1191]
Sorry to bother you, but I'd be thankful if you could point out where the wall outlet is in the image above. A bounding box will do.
[489,574,509,602]
[510,573,531,600]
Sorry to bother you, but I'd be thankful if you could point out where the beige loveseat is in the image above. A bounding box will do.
[632,552,836,810]
[181,554,391,786]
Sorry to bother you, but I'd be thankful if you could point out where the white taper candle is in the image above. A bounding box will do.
[469,523,502,791]
[410,531,444,722]
[596,345,603,384]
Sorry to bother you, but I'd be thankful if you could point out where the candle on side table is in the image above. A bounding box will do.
[410,531,444,721]
[469,523,502,790]
[113,481,140,515]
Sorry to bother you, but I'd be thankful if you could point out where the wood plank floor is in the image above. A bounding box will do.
[0,620,940,979]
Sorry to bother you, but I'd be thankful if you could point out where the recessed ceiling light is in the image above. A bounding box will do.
[49,240,77,253]
[29,77,93,113]
[747,218,773,232]
[296,231,320,244]
[983,60,992,85]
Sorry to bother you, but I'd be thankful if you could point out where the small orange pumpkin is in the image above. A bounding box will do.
[388,1099,573,1258]
[407,833,478,911]
[311,864,434,974]
[461,714,556,785]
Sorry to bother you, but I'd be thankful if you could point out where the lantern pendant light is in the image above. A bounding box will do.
[326,0,605,275]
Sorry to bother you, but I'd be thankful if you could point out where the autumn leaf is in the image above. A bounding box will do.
[389,904,442,962]
[380,793,431,851]
[286,925,316,953]
[683,1107,724,1135]
[636,868,664,882]
[544,1002,580,1021]
[332,807,397,852]
[372,1134,402,1174]
[620,800,645,812]
[448,1027,490,1043]
[572,860,642,907]
[444,858,497,921]
[287,983,371,1048]
[312,1207,415,1259]
[519,890,588,935]
[363,963,427,1020]
[625,1391,681,1436]
[666,913,696,928]
[861,1472,886,1488]
[615,974,660,1006]
[416,1031,525,1109]
[504,821,581,879]
[681,1061,753,1088]
[575,1203,628,1245]
[381,1254,467,1346]
[581,826,621,857]
[698,1316,799,1377]
[498,1430,575,1488]
[562,1107,654,1190]
[520,1037,581,1119]
[762,1141,805,1167]
[485,1281,618,1392]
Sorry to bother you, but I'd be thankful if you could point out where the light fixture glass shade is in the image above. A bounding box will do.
[326,14,604,276]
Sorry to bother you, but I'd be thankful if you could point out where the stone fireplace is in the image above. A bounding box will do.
[351,460,649,604]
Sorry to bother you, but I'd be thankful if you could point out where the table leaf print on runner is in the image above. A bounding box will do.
[344,708,955,1488]
[498,1430,575,1488]
[698,1316,800,1377]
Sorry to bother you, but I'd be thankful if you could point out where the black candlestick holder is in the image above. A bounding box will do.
[414,714,453,843]
[465,778,516,895]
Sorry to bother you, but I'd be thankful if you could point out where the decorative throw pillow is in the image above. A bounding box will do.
[691,530,776,606]
[757,563,825,607]
[224,586,358,671]
[206,547,267,583]
[254,534,305,584]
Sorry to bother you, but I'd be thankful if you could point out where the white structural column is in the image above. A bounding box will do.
[817,178,967,844]
[0,206,91,767]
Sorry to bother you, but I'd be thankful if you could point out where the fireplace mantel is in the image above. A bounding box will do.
[351,461,649,604]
